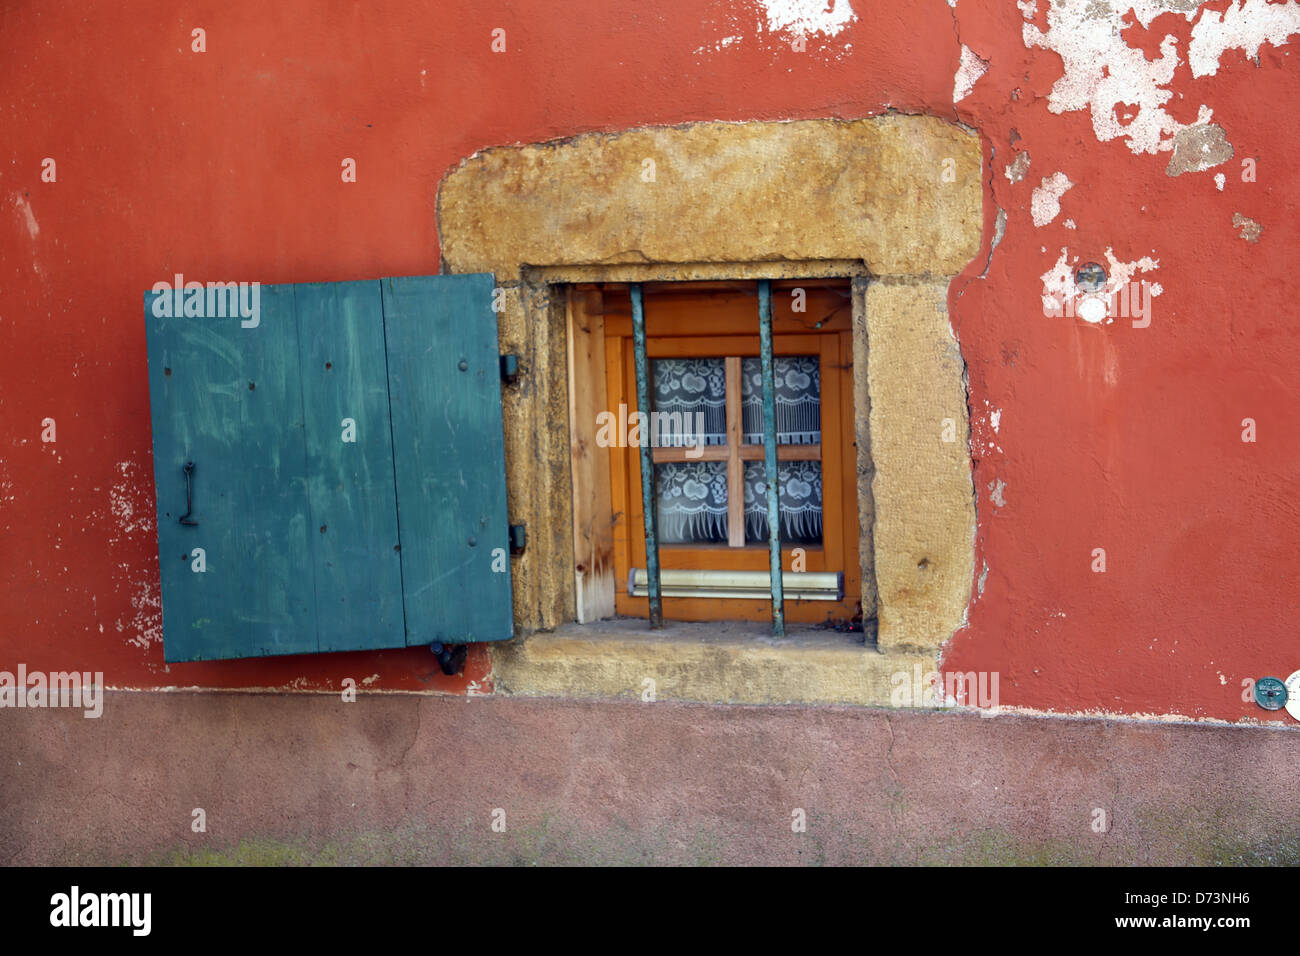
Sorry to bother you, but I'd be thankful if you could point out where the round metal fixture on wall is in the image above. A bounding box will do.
[1253,676,1288,711]
[1075,262,1107,292]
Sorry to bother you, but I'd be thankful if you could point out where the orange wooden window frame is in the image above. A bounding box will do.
[601,283,860,624]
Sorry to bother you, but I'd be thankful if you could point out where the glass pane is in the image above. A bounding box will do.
[740,356,820,445]
[651,358,727,448]
[654,461,729,544]
[742,460,822,545]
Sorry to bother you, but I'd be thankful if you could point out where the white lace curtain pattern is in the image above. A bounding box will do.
[740,356,820,445]
[651,357,823,545]
[651,358,727,446]
[654,461,729,543]
[743,460,822,543]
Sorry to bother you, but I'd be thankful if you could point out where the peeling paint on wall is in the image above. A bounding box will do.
[987,479,1007,509]
[1232,212,1263,242]
[1187,0,1300,77]
[954,44,989,102]
[973,400,1004,456]
[1005,151,1031,183]
[1031,172,1072,226]
[696,0,856,57]
[1022,0,1300,163]
[1166,122,1234,176]
[13,194,39,239]
[1040,247,1162,324]
[1023,0,1184,156]
[757,0,856,38]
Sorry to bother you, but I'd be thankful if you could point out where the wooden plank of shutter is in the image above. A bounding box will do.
[146,284,319,661]
[295,280,405,653]
[382,274,514,645]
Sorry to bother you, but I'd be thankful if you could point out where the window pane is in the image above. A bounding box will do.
[742,460,822,544]
[651,358,727,447]
[654,461,728,544]
[740,356,820,445]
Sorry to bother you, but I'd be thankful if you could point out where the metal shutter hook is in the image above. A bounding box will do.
[179,461,198,526]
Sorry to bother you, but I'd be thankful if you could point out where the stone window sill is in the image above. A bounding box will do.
[490,618,937,707]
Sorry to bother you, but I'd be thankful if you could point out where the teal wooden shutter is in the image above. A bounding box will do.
[143,273,513,662]
[293,280,406,654]
[382,275,514,646]
[145,284,319,661]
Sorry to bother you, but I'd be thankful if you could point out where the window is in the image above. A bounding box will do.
[594,280,861,625]
[647,354,824,546]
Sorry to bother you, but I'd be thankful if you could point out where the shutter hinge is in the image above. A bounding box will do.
[509,523,526,555]
[499,353,520,384]
[429,641,467,677]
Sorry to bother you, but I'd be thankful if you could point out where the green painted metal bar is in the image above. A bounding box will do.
[758,280,786,637]
[630,284,663,628]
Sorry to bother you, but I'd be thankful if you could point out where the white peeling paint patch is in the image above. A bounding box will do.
[1232,211,1263,242]
[1076,297,1108,323]
[977,398,1003,455]
[757,0,856,37]
[987,479,1007,508]
[1023,1,1183,155]
[954,44,989,102]
[109,484,151,537]
[106,460,153,548]
[975,401,1004,454]
[697,1,854,57]
[1023,1,1300,159]
[1031,171,1072,226]
[697,34,743,53]
[1005,151,1031,183]
[362,673,381,685]
[1188,0,1300,78]
[1103,247,1163,296]
[1040,246,1162,325]
[120,578,162,650]
[13,194,39,238]
[1215,172,1226,190]
[1063,217,1076,229]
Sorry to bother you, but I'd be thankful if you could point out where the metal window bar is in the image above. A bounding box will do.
[630,280,786,637]
[757,280,786,637]
[630,284,663,628]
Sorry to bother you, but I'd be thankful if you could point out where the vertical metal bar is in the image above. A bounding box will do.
[630,284,663,628]
[758,280,785,637]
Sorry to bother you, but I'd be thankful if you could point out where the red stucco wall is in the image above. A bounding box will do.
[3,0,1297,720]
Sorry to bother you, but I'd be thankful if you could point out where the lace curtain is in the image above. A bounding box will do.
[652,356,823,545]
[743,460,822,543]
[654,461,729,543]
[651,358,727,446]
[653,460,824,544]
[741,356,820,445]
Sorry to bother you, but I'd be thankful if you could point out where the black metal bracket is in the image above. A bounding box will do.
[509,524,526,555]
[179,462,198,526]
[429,641,467,677]
[499,353,519,384]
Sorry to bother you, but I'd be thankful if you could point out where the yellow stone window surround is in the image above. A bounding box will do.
[436,116,982,706]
